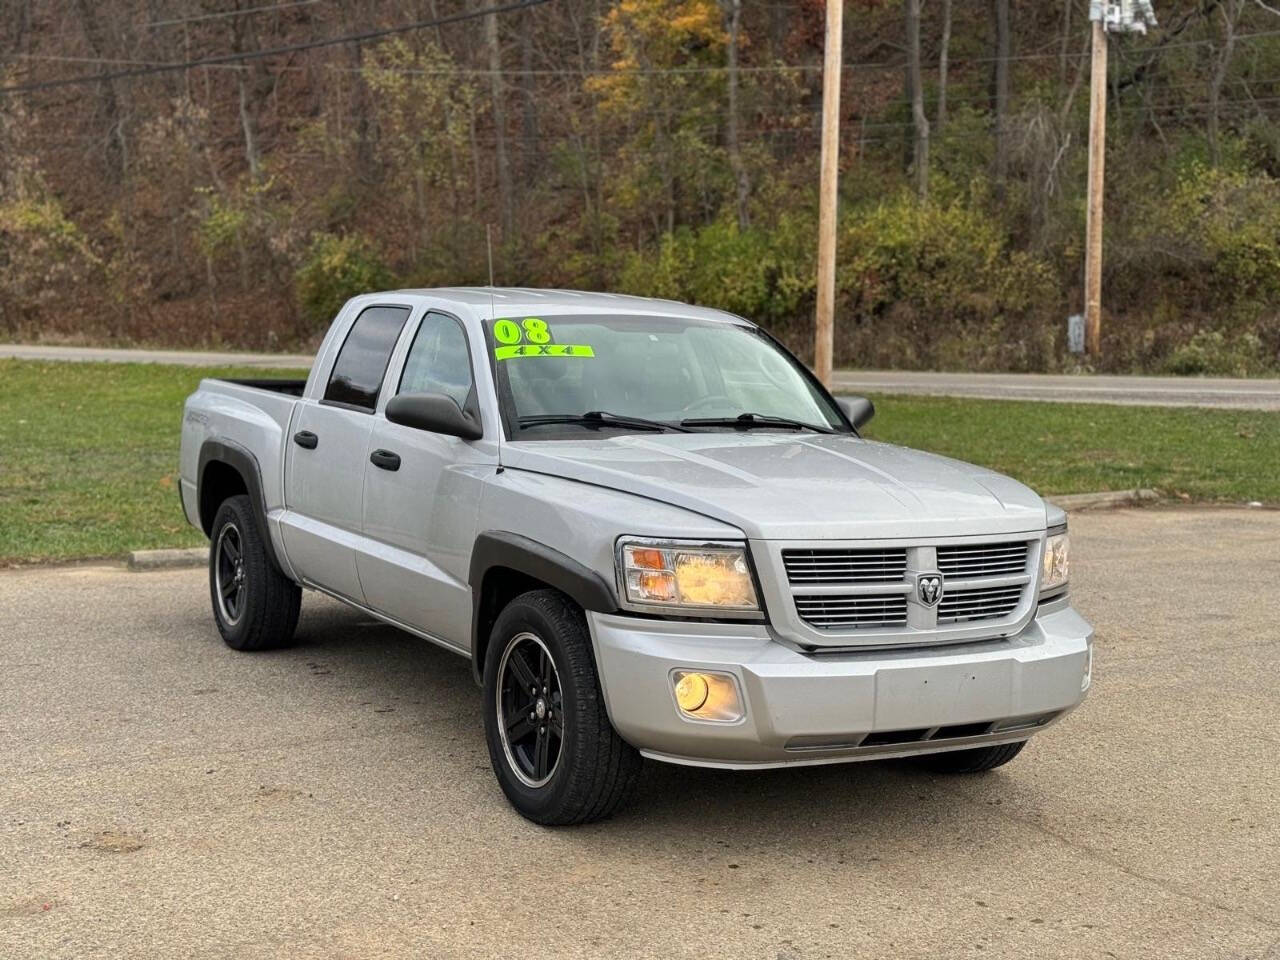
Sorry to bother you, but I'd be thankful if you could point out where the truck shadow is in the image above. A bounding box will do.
[285,597,1033,850]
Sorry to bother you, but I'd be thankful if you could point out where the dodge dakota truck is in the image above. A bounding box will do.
[179,288,1091,825]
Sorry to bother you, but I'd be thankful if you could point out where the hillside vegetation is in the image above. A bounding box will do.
[3,0,1280,374]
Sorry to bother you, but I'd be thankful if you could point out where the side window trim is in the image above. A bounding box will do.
[320,302,413,414]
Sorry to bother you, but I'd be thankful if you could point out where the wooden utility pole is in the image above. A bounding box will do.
[1083,17,1108,357]
[814,0,843,388]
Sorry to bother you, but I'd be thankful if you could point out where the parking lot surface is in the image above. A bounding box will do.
[2,507,1278,960]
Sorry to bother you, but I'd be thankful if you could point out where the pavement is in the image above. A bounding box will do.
[2,507,1278,959]
[5,343,1280,409]
[831,369,1280,410]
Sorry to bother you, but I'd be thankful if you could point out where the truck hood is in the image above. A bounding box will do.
[500,433,1047,540]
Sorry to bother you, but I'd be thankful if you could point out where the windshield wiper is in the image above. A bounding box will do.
[679,412,835,434]
[518,410,691,433]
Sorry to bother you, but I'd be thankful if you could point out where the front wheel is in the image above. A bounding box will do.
[208,494,301,652]
[915,740,1026,774]
[482,589,641,825]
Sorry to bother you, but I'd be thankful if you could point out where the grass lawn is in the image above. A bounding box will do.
[1,357,1277,564]
[0,359,302,565]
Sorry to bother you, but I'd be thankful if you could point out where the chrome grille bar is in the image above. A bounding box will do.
[793,593,908,628]
[937,541,1029,579]
[783,548,907,584]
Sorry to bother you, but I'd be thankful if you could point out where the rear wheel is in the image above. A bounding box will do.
[916,740,1026,774]
[208,494,301,651]
[482,589,641,825]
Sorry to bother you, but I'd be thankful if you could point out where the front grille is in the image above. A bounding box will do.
[783,548,907,584]
[937,585,1023,623]
[777,536,1038,643]
[794,593,908,629]
[937,541,1029,578]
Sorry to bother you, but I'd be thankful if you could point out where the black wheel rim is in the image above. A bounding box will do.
[214,523,247,626]
[496,631,563,788]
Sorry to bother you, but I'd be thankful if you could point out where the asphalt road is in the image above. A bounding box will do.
[2,507,1278,960]
[5,343,1280,409]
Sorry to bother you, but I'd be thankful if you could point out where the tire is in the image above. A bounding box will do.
[915,740,1026,774]
[482,589,642,825]
[208,494,301,652]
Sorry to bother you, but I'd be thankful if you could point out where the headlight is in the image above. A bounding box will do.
[617,538,761,616]
[1042,527,1069,594]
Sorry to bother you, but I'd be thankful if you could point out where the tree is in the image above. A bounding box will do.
[721,0,751,228]
[905,0,929,200]
[937,0,952,135]
[991,0,1011,194]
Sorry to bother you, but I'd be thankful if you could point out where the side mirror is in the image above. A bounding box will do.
[385,392,483,440]
[837,395,875,430]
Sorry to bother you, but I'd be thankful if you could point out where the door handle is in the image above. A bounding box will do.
[293,430,318,450]
[370,448,401,471]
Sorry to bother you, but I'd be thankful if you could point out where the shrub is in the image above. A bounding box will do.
[1162,329,1268,377]
[617,214,815,324]
[294,232,393,331]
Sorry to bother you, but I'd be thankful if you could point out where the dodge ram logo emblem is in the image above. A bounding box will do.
[916,573,944,606]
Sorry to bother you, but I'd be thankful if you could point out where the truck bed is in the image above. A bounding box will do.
[219,377,308,397]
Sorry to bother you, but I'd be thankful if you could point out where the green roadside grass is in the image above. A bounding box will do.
[0,359,304,565]
[1,357,1277,565]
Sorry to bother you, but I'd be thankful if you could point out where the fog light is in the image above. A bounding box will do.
[674,672,709,712]
[670,670,744,723]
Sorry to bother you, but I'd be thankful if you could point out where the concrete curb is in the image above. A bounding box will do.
[127,547,208,571]
[1048,488,1160,512]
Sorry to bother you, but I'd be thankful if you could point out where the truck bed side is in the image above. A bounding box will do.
[179,378,302,560]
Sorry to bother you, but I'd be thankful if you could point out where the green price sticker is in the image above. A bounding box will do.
[492,317,594,361]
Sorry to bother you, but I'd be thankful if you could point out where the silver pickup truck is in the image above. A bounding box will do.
[180,288,1091,824]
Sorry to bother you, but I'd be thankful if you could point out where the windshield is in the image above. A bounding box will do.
[487,313,846,434]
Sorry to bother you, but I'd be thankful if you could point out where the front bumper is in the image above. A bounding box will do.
[587,603,1092,769]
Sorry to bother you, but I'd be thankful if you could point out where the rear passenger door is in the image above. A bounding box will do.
[358,311,494,649]
[281,304,411,602]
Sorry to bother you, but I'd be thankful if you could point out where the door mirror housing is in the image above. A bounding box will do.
[837,395,875,430]
[385,392,483,440]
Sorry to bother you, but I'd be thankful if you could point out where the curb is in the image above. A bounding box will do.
[1048,488,1160,512]
[127,547,208,571]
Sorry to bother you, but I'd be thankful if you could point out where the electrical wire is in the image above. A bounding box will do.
[0,0,553,96]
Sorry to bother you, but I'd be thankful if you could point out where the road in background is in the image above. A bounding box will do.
[6,343,1280,409]
[2,508,1278,959]
[832,370,1280,410]
[0,343,313,370]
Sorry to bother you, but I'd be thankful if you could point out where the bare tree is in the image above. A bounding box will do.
[906,0,929,200]
[991,0,1011,193]
[485,4,515,242]
[1207,0,1245,167]
[937,0,953,135]
[721,0,750,228]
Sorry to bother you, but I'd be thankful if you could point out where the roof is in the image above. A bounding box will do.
[380,287,750,325]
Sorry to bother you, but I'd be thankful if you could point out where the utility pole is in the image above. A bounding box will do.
[814,0,843,389]
[1084,1,1156,358]
[1083,14,1107,358]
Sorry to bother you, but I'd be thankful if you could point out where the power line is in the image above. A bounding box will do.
[10,24,1280,86]
[0,0,553,96]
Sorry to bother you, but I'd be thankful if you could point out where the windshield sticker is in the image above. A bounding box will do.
[492,317,594,361]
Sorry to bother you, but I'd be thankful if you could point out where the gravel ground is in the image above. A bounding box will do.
[1,507,1277,960]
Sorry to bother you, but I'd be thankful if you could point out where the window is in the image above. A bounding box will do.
[488,314,843,431]
[397,312,474,411]
[323,305,411,411]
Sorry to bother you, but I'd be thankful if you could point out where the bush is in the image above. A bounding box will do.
[294,232,393,331]
[617,214,816,324]
[1162,329,1269,377]
[834,192,1061,370]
